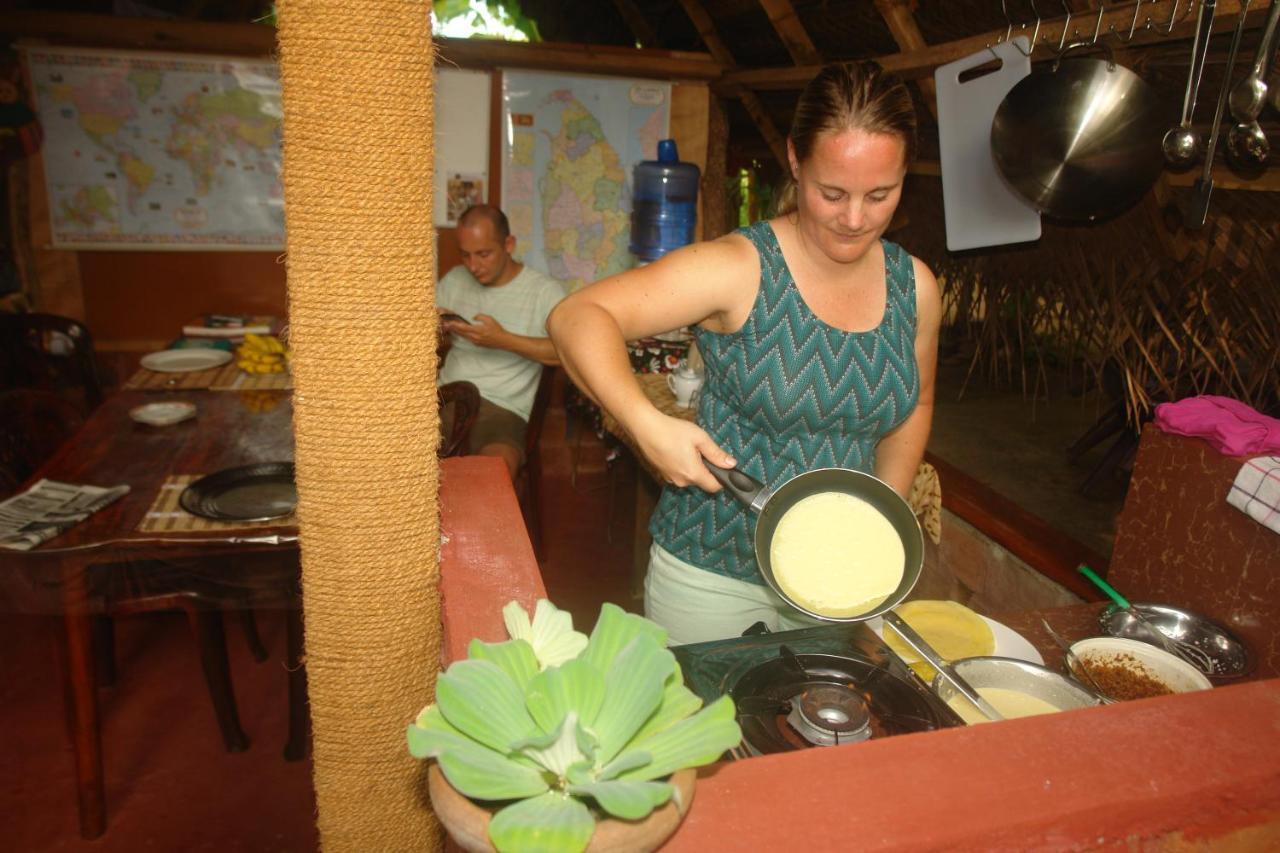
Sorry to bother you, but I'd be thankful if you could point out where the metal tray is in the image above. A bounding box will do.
[179,462,297,522]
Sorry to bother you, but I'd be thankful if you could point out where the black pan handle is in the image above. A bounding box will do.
[703,460,770,513]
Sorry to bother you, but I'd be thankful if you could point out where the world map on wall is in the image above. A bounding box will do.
[26,48,284,249]
[502,71,669,291]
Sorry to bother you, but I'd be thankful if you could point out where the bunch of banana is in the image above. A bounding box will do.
[238,390,281,413]
[237,333,289,374]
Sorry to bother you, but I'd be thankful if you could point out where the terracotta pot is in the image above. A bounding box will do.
[427,764,697,852]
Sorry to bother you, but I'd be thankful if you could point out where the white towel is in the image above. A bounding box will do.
[1227,456,1280,536]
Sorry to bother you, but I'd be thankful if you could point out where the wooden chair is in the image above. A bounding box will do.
[0,312,106,413]
[438,380,481,458]
[0,388,85,494]
[518,367,557,560]
[91,553,308,759]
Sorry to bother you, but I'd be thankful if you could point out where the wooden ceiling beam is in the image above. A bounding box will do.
[734,87,791,169]
[677,0,790,170]
[908,159,1280,191]
[676,0,739,66]
[757,0,822,65]
[721,0,1262,89]
[874,0,937,119]
[435,36,722,81]
[2,10,278,55]
[2,11,724,80]
[610,0,658,48]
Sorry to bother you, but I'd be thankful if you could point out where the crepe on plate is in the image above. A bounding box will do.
[884,600,995,682]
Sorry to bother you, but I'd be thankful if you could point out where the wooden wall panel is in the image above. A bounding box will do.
[78,250,286,349]
[22,153,84,320]
[670,82,711,241]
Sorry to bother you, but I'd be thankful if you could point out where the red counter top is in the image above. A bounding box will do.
[437,455,1280,850]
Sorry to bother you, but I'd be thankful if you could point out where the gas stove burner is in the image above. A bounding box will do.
[787,683,871,746]
[729,650,949,756]
[670,621,963,760]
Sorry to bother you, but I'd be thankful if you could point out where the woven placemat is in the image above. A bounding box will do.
[210,366,294,391]
[137,474,297,533]
[124,362,232,391]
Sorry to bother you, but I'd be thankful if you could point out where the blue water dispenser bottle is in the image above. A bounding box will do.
[629,139,700,262]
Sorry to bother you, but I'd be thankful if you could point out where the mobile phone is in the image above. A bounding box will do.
[441,313,471,325]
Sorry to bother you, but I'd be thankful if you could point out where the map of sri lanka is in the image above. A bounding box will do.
[538,92,632,290]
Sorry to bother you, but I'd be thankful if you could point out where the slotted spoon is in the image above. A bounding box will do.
[1077,566,1214,676]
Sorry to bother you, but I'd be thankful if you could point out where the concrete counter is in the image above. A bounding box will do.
[436,455,1280,850]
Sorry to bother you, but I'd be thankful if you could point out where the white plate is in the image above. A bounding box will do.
[869,614,1044,666]
[130,401,196,427]
[140,349,232,373]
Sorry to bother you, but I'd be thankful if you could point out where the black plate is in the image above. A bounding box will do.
[179,463,297,522]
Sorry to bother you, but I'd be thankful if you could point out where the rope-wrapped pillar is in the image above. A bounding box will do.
[276,2,442,848]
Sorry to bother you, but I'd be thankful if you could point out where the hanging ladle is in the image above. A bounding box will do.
[1163,0,1218,168]
[1227,0,1280,168]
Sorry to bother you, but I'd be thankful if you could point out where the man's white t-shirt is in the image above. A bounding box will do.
[438,264,567,421]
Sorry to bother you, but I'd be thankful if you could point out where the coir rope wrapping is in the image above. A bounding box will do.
[276,2,442,849]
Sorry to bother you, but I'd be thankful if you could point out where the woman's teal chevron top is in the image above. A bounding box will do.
[649,220,920,584]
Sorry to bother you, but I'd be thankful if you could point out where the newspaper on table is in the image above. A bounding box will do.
[0,479,130,551]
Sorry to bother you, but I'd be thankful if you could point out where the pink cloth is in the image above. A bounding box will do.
[1154,396,1280,456]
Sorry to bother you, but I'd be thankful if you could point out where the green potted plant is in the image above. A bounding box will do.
[408,599,741,852]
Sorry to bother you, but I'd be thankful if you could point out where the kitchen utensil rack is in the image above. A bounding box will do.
[991,1,1207,57]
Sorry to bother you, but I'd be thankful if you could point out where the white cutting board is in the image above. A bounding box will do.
[935,38,1041,251]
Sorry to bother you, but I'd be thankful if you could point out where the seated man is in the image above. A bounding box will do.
[438,205,566,479]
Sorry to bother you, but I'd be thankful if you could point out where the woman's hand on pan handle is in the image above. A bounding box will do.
[631,409,735,493]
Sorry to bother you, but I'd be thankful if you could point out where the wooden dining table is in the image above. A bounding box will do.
[0,387,300,839]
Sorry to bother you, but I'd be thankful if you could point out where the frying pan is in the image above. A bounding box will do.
[706,464,923,623]
[708,464,1006,719]
[989,42,1164,222]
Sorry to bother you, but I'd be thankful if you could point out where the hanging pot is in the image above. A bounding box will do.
[990,42,1165,221]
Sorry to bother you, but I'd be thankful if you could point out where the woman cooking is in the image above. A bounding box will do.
[547,62,941,645]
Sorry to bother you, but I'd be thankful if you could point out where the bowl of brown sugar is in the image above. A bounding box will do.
[1067,637,1213,702]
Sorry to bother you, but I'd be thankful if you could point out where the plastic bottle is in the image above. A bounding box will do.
[629,139,700,262]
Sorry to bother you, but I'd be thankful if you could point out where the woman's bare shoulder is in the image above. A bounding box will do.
[673,229,757,267]
[907,253,942,326]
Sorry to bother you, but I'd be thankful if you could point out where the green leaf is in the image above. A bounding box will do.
[407,704,475,759]
[581,603,668,675]
[436,659,538,752]
[489,792,595,853]
[524,658,606,734]
[433,0,472,21]
[597,749,652,781]
[592,637,673,764]
[511,712,587,777]
[629,667,704,746]
[568,779,673,821]
[436,739,550,801]
[412,701,542,773]
[504,599,588,669]
[565,758,596,786]
[468,638,540,691]
[616,696,741,782]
